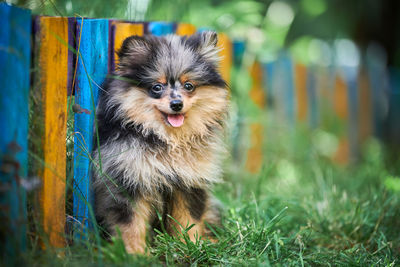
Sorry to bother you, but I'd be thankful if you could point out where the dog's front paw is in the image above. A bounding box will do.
[124,242,149,255]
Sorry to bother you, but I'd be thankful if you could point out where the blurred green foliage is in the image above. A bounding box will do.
[9,0,400,66]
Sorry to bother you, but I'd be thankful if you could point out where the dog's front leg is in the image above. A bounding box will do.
[116,198,152,254]
[168,188,208,242]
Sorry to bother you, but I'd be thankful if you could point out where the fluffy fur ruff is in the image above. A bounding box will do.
[92,31,229,254]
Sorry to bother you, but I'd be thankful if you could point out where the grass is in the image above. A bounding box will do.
[4,2,398,265]
[16,116,400,266]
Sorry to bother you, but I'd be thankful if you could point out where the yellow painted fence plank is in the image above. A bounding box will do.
[37,17,68,248]
[113,21,144,67]
[295,64,308,121]
[176,23,196,36]
[217,33,232,85]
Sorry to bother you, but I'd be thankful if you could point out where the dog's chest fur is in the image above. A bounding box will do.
[95,131,222,194]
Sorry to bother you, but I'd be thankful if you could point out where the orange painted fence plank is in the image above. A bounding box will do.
[110,21,144,71]
[217,33,232,85]
[249,62,266,109]
[245,124,264,174]
[246,62,265,173]
[358,69,372,145]
[176,23,196,36]
[295,64,308,121]
[36,17,68,247]
[333,74,349,120]
[333,74,349,164]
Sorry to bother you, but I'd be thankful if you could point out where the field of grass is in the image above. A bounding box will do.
[19,116,400,267]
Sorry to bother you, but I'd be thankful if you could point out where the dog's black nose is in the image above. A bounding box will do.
[170,100,183,112]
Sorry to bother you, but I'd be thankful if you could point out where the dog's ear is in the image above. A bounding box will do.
[186,31,220,63]
[118,35,151,60]
[199,31,218,48]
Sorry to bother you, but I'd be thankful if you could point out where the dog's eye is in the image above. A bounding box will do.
[183,82,194,92]
[151,84,163,93]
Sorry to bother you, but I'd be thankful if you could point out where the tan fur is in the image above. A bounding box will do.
[202,197,222,242]
[158,76,167,84]
[117,199,152,254]
[167,191,221,243]
[168,191,204,242]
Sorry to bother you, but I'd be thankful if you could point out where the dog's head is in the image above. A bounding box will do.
[108,31,229,143]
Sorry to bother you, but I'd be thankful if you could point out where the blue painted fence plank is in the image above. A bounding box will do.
[73,18,109,239]
[148,21,175,36]
[273,54,295,125]
[233,40,245,65]
[387,68,400,145]
[0,3,31,257]
[281,56,295,125]
[343,66,360,160]
[263,62,275,107]
[366,48,389,138]
[307,66,318,128]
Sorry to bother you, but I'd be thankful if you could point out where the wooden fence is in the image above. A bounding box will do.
[0,3,233,251]
[1,3,399,254]
[239,44,399,172]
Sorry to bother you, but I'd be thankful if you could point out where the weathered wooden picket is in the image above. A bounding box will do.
[0,3,31,257]
[1,2,398,254]
[73,18,109,240]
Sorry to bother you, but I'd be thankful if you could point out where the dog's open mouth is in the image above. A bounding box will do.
[160,111,185,127]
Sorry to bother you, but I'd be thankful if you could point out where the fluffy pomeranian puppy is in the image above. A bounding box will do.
[92,31,229,254]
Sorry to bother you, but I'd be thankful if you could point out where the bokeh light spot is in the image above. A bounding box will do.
[267,1,295,27]
[334,39,360,67]
[301,0,327,16]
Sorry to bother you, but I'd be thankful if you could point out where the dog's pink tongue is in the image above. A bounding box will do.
[167,114,184,127]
